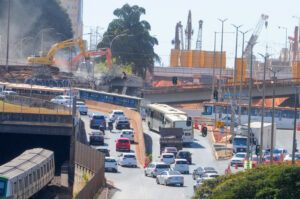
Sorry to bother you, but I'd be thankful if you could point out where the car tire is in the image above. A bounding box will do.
[180,184,183,187]
[156,178,160,184]
[145,171,147,176]
[187,171,189,174]
[164,180,168,186]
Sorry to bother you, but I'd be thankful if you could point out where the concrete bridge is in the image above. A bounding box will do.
[144,79,300,103]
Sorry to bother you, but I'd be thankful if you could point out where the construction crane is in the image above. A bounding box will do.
[196,20,203,50]
[244,14,269,58]
[288,26,298,63]
[172,22,182,50]
[185,10,193,50]
[28,37,88,66]
[54,48,112,69]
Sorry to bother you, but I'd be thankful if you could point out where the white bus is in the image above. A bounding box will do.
[146,104,194,145]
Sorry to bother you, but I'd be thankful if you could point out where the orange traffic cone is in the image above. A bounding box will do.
[235,163,238,169]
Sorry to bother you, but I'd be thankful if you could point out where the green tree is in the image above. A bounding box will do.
[98,4,159,78]
[193,165,300,199]
[0,0,73,57]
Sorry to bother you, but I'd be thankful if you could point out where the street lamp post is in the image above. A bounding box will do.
[39,28,55,55]
[258,52,269,162]
[290,82,299,165]
[230,24,242,137]
[5,0,12,72]
[268,68,281,165]
[212,32,217,101]
[246,42,256,161]
[217,18,228,102]
[238,30,250,125]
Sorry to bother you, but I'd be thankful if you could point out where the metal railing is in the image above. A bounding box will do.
[0,94,70,115]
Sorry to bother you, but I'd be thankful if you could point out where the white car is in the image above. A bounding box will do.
[144,162,170,177]
[171,159,189,174]
[193,173,220,190]
[76,101,88,115]
[105,157,118,172]
[284,153,300,161]
[109,110,125,122]
[156,170,184,186]
[51,95,72,105]
[230,152,247,167]
[118,153,137,167]
[160,153,175,165]
[120,129,134,143]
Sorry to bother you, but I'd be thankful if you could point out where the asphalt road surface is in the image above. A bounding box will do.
[81,110,300,199]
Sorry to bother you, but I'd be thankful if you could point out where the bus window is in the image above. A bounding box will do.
[202,105,212,115]
[150,111,154,118]
[0,180,6,196]
[186,117,192,126]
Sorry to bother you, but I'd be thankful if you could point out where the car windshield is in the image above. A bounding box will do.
[167,148,177,152]
[77,102,85,105]
[118,139,129,143]
[122,131,132,135]
[179,152,190,156]
[209,174,219,178]
[93,115,105,119]
[168,171,181,175]
[105,158,116,162]
[176,160,187,164]
[97,149,108,152]
[163,155,174,158]
[115,112,124,115]
[157,164,170,168]
[235,154,246,158]
[204,167,216,171]
[124,155,135,158]
[118,121,129,124]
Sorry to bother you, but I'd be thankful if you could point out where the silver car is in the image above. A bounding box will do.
[156,170,184,186]
[144,162,170,177]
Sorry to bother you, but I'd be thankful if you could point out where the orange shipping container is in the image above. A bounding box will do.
[236,58,247,83]
[180,50,189,67]
[170,49,180,67]
[191,50,204,67]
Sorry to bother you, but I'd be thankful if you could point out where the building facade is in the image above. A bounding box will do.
[59,0,83,39]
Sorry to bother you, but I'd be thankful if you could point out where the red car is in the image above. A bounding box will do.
[163,147,178,156]
[116,138,130,151]
[249,155,266,167]
[264,155,280,164]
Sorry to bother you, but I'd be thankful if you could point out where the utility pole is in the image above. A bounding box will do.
[230,24,242,136]
[268,68,280,165]
[218,18,228,102]
[246,42,256,161]
[292,86,298,165]
[212,32,217,100]
[5,0,11,72]
[258,52,269,162]
[238,30,250,125]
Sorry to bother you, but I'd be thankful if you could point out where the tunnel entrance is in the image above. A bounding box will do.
[0,133,70,174]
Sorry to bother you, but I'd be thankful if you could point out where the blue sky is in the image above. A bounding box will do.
[83,0,300,67]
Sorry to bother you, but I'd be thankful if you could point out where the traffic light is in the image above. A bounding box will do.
[172,76,178,85]
[213,90,218,101]
[202,126,207,137]
[255,145,260,156]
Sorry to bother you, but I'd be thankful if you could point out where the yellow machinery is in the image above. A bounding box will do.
[28,37,88,65]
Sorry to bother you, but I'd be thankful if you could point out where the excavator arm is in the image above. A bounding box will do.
[28,37,87,65]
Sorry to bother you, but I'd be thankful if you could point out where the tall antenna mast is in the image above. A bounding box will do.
[196,20,203,50]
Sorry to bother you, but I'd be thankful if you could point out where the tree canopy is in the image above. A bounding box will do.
[98,4,159,78]
[193,164,300,199]
[0,0,73,58]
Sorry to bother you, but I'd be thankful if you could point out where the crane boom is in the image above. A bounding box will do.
[244,14,268,57]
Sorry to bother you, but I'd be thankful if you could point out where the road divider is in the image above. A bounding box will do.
[84,100,146,167]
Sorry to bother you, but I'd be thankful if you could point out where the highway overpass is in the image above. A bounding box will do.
[144,79,300,103]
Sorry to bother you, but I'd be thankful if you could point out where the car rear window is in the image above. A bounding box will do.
[105,159,116,162]
[77,102,85,105]
[179,152,190,156]
[124,155,135,158]
[168,171,181,175]
[122,131,132,135]
[118,139,129,143]
[209,174,219,178]
[176,160,187,164]
[163,155,174,158]
[118,121,129,124]
[156,164,170,169]
[115,112,124,115]
[93,115,105,119]
[204,167,215,171]
[167,148,177,152]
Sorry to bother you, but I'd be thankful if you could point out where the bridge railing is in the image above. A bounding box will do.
[0,94,70,115]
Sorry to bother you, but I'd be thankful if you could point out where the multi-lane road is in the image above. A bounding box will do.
[81,110,300,199]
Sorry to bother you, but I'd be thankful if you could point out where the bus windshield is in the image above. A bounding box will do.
[233,138,247,145]
[0,180,6,196]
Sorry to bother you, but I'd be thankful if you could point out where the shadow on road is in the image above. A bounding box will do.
[185,142,205,149]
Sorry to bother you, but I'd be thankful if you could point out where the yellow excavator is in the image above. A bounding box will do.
[28,37,88,66]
